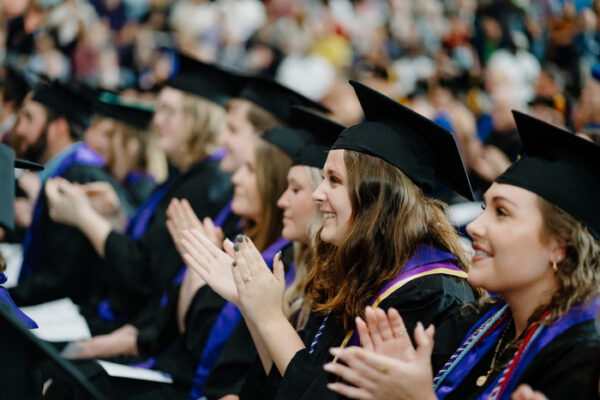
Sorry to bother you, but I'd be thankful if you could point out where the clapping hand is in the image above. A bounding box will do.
[167,198,224,257]
[46,177,92,228]
[231,236,286,325]
[324,310,437,400]
[182,230,239,305]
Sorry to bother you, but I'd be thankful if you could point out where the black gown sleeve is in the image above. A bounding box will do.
[138,285,227,386]
[123,178,157,211]
[270,274,475,400]
[520,321,600,400]
[101,160,233,319]
[10,164,124,306]
[204,244,295,399]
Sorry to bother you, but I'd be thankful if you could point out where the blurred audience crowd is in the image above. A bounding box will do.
[2,0,600,195]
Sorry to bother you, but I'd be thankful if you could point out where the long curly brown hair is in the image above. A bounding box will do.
[305,150,470,331]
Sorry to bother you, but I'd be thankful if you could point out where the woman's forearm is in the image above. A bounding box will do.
[76,208,113,258]
[254,314,306,376]
[242,311,275,374]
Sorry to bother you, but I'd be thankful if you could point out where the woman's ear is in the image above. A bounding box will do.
[550,236,567,265]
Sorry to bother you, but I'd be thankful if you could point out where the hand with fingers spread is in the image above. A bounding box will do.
[181,229,239,305]
[324,321,437,400]
[231,236,287,325]
[167,199,224,257]
[357,306,411,361]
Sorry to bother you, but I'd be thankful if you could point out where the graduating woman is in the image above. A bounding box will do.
[324,112,600,400]
[84,95,159,211]
[186,80,477,399]
[46,55,238,332]
[59,125,297,400]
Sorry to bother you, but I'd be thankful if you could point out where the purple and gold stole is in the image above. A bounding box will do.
[332,244,468,361]
[434,298,600,400]
[20,143,105,280]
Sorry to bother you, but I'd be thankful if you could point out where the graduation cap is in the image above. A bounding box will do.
[261,126,314,159]
[0,304,106,399]
[0,143,44,230]
[289,105,345,168]
[92,93,154,131]
[331,80,474,201]
[496,111,600,240]
[1,66,30,105]
[32,79,93,128]
[167,52,244,105]
[237,76,330,124]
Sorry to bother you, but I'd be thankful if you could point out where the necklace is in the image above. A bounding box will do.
[475,320,513,387]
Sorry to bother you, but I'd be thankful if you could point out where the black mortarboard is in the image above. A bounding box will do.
[0,143,43,230]
[167,52,244,105]
[92,93,154,131]
[0,304,105,399]
[331,80,474,201]
[289,105,345,168]
[1,66,30,105]
[32,79,93,128]
[237,76,330,124]
[261,126,314,158]
[496,111,600,240]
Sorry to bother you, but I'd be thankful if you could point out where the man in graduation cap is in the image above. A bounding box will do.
[8,79,126,307]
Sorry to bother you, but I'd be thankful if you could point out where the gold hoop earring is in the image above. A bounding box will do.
[552,261,558,273]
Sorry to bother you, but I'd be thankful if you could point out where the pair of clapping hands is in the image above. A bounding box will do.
[45,178,123,228]
[166,200,287,325]
[322,307,547,400]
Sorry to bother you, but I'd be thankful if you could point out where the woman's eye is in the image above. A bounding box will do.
[495,207,507,217]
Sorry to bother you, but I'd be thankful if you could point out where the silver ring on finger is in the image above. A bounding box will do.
[394,328,408,337]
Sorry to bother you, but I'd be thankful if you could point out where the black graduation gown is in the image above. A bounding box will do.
[239,273,476,400]
[131,208,242,388]
[444,307,600,400]
[9,163,126,307]
[63,239,291,400]
[122,175,157,211]
[87,158,232,328]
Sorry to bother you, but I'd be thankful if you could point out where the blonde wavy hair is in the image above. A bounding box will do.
[176,92,226,170]
[282,166,323,330]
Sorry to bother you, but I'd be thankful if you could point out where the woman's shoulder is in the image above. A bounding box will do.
[378,272,476,310]
[519,319,600,399]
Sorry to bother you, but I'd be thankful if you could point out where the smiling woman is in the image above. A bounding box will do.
[324,111,600,400]
[235,80,477,400]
